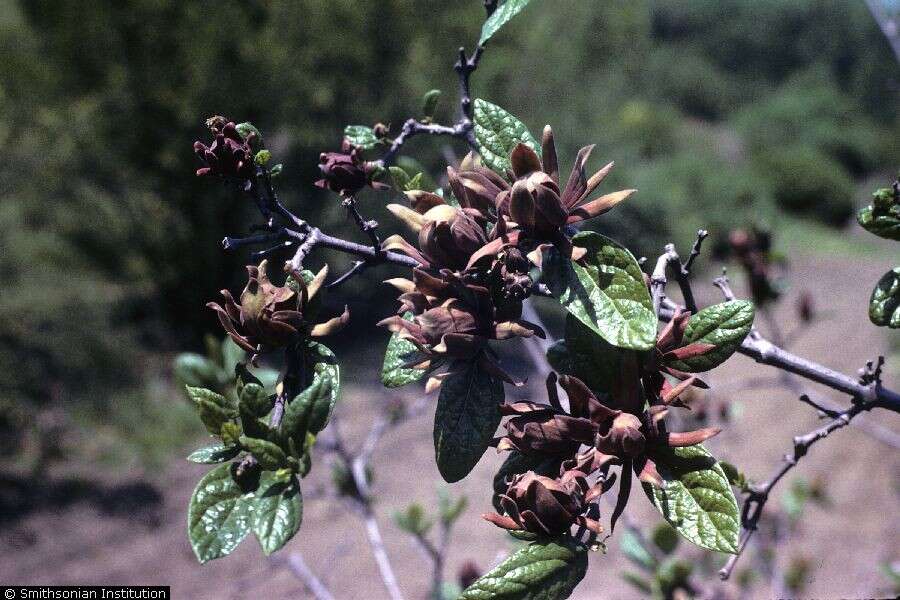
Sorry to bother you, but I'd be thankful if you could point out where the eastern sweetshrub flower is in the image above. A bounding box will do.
[207,260,349,361]
[489,372,720,533]
[315,139,383,196]
[377,268,543,383]
[483,469,603,536]
[193,118,257,182]
[447,126,635,253]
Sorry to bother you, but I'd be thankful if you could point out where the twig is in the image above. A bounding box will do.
[286,553,336,600]
[674,230,707,313]
[650,248,672,317]
[342,194,382,251]
[719,398,870,580]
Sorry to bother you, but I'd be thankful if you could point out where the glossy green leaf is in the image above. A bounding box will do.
[869,267,900,328]
[434,360,504,483]
[239,383,274,418]
[479,0,535,45]
[252,472,302,555]
[422,88,442,119]
[460,537,588,600]
[381,312,427,388]
[235,122,262,147]
[473,98,539,175]
[187,386,237,436]
[343,125,379,149]
[857,187,900,241]
[561,314,623,395]
[542,232,656,351]
[240,436,287,470]
[187,444,241,464]
[666,300,755,372]
[280,379,330,451]
[188,463,252,563]
[306,341,341,433]
[641,444,740,554]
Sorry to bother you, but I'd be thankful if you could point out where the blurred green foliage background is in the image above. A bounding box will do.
[0,0,897,468]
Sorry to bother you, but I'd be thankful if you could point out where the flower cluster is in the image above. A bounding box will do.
[193,117,257,182]
[377,128,635,385]
[484,365,720,538]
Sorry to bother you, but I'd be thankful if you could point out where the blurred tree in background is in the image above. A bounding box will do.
[0,0,897,465]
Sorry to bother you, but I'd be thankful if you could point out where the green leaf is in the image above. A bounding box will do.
[381,312,427,388]
[422,88,442,119]
[254,149,272,165]
[857,187,900,241]
[389,166,411,190]
[187,444,241,464]
[187,386,237,436]
[188,463,253,563]
[393,503,433,536]
[235,122,262,147]
[434,360,504,483]
[239,383,274,418]
[240,436,287,470]
[869,268,900,328]
[252,471,302,555]
[306,341,341,433]
[438,488,468,525]
[460,537,588,600]
[641,444,740,554]
[479,0,535,45]
[344,125,379,150]
[651,523,680,556]
[619,528,656,570]
[473,98,540,176]
[666,300,755,372]
[621,572,653,594]
[279,379,330,451]
[542,232,656,351]
[560,314,623,395]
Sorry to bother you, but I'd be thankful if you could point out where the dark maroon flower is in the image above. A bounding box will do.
[193,119,256,181]
[482,469,603,536]
[315,139,383,196]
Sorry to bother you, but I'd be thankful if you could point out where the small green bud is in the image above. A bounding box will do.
[255,149,272,165]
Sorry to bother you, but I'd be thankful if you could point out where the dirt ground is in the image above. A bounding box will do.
[2,249,899,599]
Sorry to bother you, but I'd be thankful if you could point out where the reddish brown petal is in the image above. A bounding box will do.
[510,143,542,179]
[566,189,635,223]
[465,231,521,270]
[541,125,559,185]
[661,376,697,406]
[666,427,721,447]
[533,182,568,228]
[482,512,520,531]
[663,342,717,362]
[635,457,665,488]
[575,516,604,534]
[508,180,535,231]
[406,190,446,214]
[560,144,595,209]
